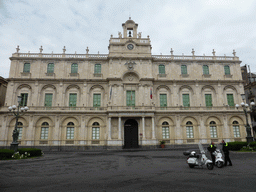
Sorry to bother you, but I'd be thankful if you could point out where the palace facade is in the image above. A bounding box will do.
[0,19,249,150]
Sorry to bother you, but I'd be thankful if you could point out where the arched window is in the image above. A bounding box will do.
[159,64,165,74]
[224,65,230,75]
[41,122,49,140]
[94,64,101,74]
[203,65,209,75]
[162,121,169,139]
[232,121,240,137]
[47,63,54,73]
[92,122,100,140]
[67,122,74,139]
[17,122,23,140]
[71,63,78,74]
[186,121,194,138]
[209,121,217,138]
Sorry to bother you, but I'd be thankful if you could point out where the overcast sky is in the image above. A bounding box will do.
[0,0,256,78]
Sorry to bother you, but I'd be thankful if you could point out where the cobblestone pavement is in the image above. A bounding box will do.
[0,150,256,192]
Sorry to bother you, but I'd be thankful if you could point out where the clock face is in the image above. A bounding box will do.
[127,44,134,50]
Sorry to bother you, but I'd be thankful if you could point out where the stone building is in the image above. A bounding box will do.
[0,76,8,107]
[0,19,249,150]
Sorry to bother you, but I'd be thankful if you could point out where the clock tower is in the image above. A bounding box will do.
[108,18,152,58]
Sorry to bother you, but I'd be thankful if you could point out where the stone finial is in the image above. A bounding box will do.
[63,46,66,54]
[129,16,131,20]
[191,48,195,56]
[39,46,43,53]
[16,45,20,53]
[75,51,77,54]
[233,49,236,57]
[110,34,113,38]
[170,48,173,55]
[118,32,122,38]
[86,47,89,54]
[212,49,216,56]
[138,32,141,38]
[147,35,150,38]
[98,51,99,54]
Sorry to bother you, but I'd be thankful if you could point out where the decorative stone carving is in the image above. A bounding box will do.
[125,60,136,70]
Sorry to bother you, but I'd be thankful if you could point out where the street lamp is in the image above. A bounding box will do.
[8,96,29,151]
[235,94,255,143]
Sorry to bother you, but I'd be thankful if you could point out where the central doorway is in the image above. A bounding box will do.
[124,119,139,149]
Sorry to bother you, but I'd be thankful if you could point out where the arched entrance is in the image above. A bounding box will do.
[124,119,139,148]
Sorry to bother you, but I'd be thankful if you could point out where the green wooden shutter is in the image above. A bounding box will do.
[20,93,28,106]
[224,65,230,75]
[94,64,101,74]
[71,64,78,73]
[205,94,212,107]
[23,63,30,73]
[160,94,167,107]
[93,94,101,107]
[47,63,54,73]
[69,93,77,107]
[45,93,53,107]
[126,91,135,106]
[159,65,165,74]
[227,94,234,106]
[181,65,187,74]
[203,65,209,75]
[182,94,190,107]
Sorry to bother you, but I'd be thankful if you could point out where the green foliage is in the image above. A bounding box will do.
[0,149,15,160]
[228,142,247,151]
[18,148,43,157]
[249,141,256,148]
[159,140,166,145]
[12,151,30,159]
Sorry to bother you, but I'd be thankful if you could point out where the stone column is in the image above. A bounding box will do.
[152,117,156,139]
[108,117,112,140]
[118,117,121,139]
[142,116,145,139]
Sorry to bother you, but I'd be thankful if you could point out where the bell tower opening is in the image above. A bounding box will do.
[122,17,138,38]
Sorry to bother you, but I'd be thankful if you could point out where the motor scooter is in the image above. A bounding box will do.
[183,143,214,170]
[213,148,224,168]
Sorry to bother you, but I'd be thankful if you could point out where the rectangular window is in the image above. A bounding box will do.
[159,65,165,74]
[181,65,187,74]
[41,128,49,139]
[47,63,54,73]
[210,126,217,138]
[69,93,77,107]
[71,63,78,73]
[233,125,240,137]
[23,63,30,73]
[162,126,169,139]
[227,94,234,106]
[160,94,167,107]
[93,94,101,107]
[205,94,212,107]
[203,65,209,75]
[16,127,22,140]
[94,64,101,74]
[66,127,74,139]
[224,65,230,75]
[45,93,53,107]
[92,127,100,140]
[20,93,28,106]
[126,90,135,106]
[186,126,194,138]
[182,94,190,107]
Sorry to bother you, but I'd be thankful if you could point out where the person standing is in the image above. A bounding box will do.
[207,142,216,165]
[222,140,232,166]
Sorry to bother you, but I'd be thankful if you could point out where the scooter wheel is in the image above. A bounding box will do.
[189,164,195,168]
[207,163,214,170]
[217,161,223,168]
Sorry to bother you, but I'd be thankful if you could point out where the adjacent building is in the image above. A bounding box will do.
[0,19,249,150]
